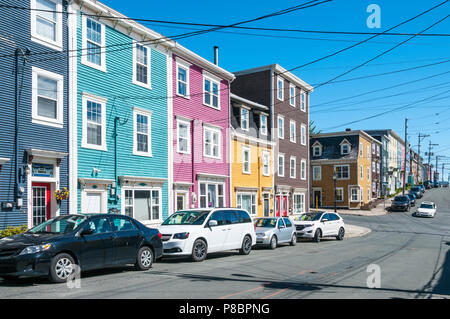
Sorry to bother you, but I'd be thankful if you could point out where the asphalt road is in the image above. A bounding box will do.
[0,187,449,299]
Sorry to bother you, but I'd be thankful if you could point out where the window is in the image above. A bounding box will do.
[204,76,220,109]
[111,216,138,232]
[377,163,380,174]
[290,156,296,179]
[301,159,306,180]
[241,108,249,131]
[176,62,189,97]
[289,84,295,106]
[313,145,322,156]
[367,189,370,201]
[360,143,364,157]
[177,119,190,154]
[262,151,270,176]
[278,153,285,177]
[242,146,250,174]
[277,77,284,101]
[203,126,221,159]
[372,144,376,155]
[335,188,344,202]
[260,114,268,136]
[31,0,62,50]
[133,108,152,157]
[278,116,284,139]
[293,193,305,214]
[351,188,359,202]
[367,167,370,181]
[301,124,307,146]
[82,16,105,71]
[32,67,64,128]
[377,145,380,156]
[367,146,370,159]
[360,165,363,180]
[133,43,151,88]
[86,217,112,234]
[372,162,376,172]
[313,166,321,181]
[82,93,107,151]
[123,189,161,222]
[237,193,257,215]
[335,165,350,179]
[290,121,296,143]
[199,182,225,208]
[300,91,306,111]
[341,143,350,155]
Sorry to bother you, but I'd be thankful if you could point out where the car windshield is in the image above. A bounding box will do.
[395,196,408,202]
[162,211,210,225]
[254,218,277,228]
[301,212,324,221]
[28,215,87,234]
[420,204,434,209]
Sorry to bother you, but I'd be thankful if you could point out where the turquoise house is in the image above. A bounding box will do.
[70,1,173,226]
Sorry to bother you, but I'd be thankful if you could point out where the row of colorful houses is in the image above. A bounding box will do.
[0,0,313,229]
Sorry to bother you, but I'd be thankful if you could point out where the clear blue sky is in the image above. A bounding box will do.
[103,0,450,179]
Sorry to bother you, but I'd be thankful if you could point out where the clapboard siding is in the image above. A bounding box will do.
[0,0,70,229]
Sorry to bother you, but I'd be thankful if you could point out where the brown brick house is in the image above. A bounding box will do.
[232,64,313,216]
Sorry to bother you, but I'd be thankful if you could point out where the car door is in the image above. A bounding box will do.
[110,216,141,264]
[204,211,229,253]
[79,217,115,270]
[320,213,333,236]
[283,218,295,241]
[327,213,340,236]
[222,210,242,250]
[277,219,289,242]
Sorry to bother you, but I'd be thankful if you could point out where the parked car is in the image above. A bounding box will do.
[424,181,433,189]
[433,181,440,188]
[417,184,426,193]
[406,193,416,207]
[409,186,423,199]
[415,202,437,218]
[254,217,297,249]
[158,208,256,262]
[0,214,162,283]
[443,181,449,187]
[390,195,411,212]
[292,211,345,243]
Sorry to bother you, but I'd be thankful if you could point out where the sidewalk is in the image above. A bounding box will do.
[345,224,372,238]
[335,198,392,217]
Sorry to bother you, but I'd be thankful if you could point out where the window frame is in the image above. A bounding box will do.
[132,41,152,89]
[81,15,106,72]
[133,107,152,157]
[313,145,322,157]
[277,115,284,139]
[262,150,270,176]
[277,76,284,101]
[199,182,226,209]
[293,193,305,214]
[300,123,307,146]
[300,158,307,180]
[203,74,220,110]
[278,153,285,177]
[30,0,63,51]
[335,187,344,202]
[122,187,162,223]
[240,107,249,132]
[300,91,306,112]
[236,192,257,216]
[289,83,295,107]
[290,156,297,179]
[81,92,107,151]
[176,60,190,98]
[260,114,268,136]
[176,118,191,155]
[334,164,350,180]
[289,120,296,143]
[312,166,322,181]
[203,125,222,159]
[341,143,350,155]
[242,145,251,174]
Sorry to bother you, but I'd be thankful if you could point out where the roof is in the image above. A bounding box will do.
[312,130,382,144]
[230,93,269,111]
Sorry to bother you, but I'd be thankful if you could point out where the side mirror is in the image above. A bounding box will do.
[208,220,218,227]
[79,228,94,237]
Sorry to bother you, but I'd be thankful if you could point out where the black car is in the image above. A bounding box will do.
[390,195,411,212]
[409,186,423,199]
[0,214,162,283]
[406,193,416,207]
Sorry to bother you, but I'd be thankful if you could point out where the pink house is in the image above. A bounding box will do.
[170,48,235,212]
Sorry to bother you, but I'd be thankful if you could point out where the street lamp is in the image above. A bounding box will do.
[332,170,337,213]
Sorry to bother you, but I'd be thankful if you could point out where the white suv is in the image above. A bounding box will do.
[158,208,256,261]
[293,211,345,243]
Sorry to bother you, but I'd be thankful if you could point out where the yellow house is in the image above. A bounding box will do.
[230,94,274,217]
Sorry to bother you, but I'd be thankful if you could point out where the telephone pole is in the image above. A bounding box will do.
[427,141,438,181]
[402,118,408,195]
[417,133,429,183]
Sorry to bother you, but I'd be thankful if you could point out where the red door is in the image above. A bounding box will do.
[282,196,288,217]
[32,182,51,227]
[275,196,280,217]
[275,195,288,217]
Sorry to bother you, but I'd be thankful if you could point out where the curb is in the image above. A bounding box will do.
[345,224,371,238]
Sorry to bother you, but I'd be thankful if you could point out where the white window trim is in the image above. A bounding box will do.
[300,91,306,112]
[300,158,307,180]
[81,92,107,151]
[203,125,222,159]
[81,188,108,214]
[360,143,364,157]
[242,146,251,174]
[290,120,296,143]
[278,153,285,177]
[260,114,268,136]
[335,187,344,202]
[312,166,322,181]
[289,84,296,107]
[262,150,270,176]
[199,181,226,209]
[293,193,306,214]
[236,192,257,216]
[203,74,221,110]
[176,118,191,154]
[133,107,152,157]
[176,61,190,98]
[313,145,322,157]
[81,15,106,72]
[334,164,350,180]
[350,187,360,202]
[341,143,350,155]
[290,156,297,179]
[241,107,249,132]
[278,115,284,139]
[32,66,64,128]
[301,123,307,146]
[121,186,163,224]
[132,41,152,89]
[277,76,284,101]
[30,0,63,51]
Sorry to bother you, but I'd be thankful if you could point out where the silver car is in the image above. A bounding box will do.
[254,217,297,249]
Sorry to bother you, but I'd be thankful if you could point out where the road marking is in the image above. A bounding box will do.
[218,286,264,299]
[260,288,289,299]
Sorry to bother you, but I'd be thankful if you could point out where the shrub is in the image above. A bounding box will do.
[0,225,28,238]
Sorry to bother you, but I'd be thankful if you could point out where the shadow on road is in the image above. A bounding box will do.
[431,248,450,296]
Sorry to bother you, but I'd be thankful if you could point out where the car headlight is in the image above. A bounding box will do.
[173,232,190,240]
[303,224,314,228]
[19,243,52,255]
[257,233,267,237]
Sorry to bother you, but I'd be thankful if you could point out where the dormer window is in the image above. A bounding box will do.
[312,143,322,157]
[340,141,351,155]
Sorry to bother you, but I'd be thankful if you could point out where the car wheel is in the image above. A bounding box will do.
[336,227,345,241]
[290,234,297,246]
[239,235,252,255]
[191,238,208,262]
[135,246,154,271]
[49,253,76,283]
[313,229,321,243]
[270,235,277,250]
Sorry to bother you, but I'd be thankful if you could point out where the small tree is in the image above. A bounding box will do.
[309,120,322,136]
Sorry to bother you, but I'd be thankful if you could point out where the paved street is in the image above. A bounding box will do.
[0,187,449,299]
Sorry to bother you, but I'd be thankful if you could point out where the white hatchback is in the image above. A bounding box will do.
[292,211,345,243]
[158,208,256,261]
[415,202,437,218]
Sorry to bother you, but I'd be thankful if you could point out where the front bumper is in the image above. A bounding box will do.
[416,211,433,217]
[256,236,271,245]
[296,228,315,238]
[0,252,51,278]
[162,240,190,256]
[391,205,408,211]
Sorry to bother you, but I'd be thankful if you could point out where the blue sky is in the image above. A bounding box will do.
[103,0,450,178]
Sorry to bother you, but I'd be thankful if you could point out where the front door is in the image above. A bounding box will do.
[275,195,288,217]
[263,196,270,217]
[32,182,51,227]
[176,192,186,212]
[313,190,322,208]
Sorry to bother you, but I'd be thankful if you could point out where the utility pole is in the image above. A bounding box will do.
[442,163,445,183]
[402,118,407,195]
[417,133,429,183]
[427,141,438,181]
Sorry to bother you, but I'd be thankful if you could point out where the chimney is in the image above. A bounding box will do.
[213,46,219,66]
[345,128,351,132]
